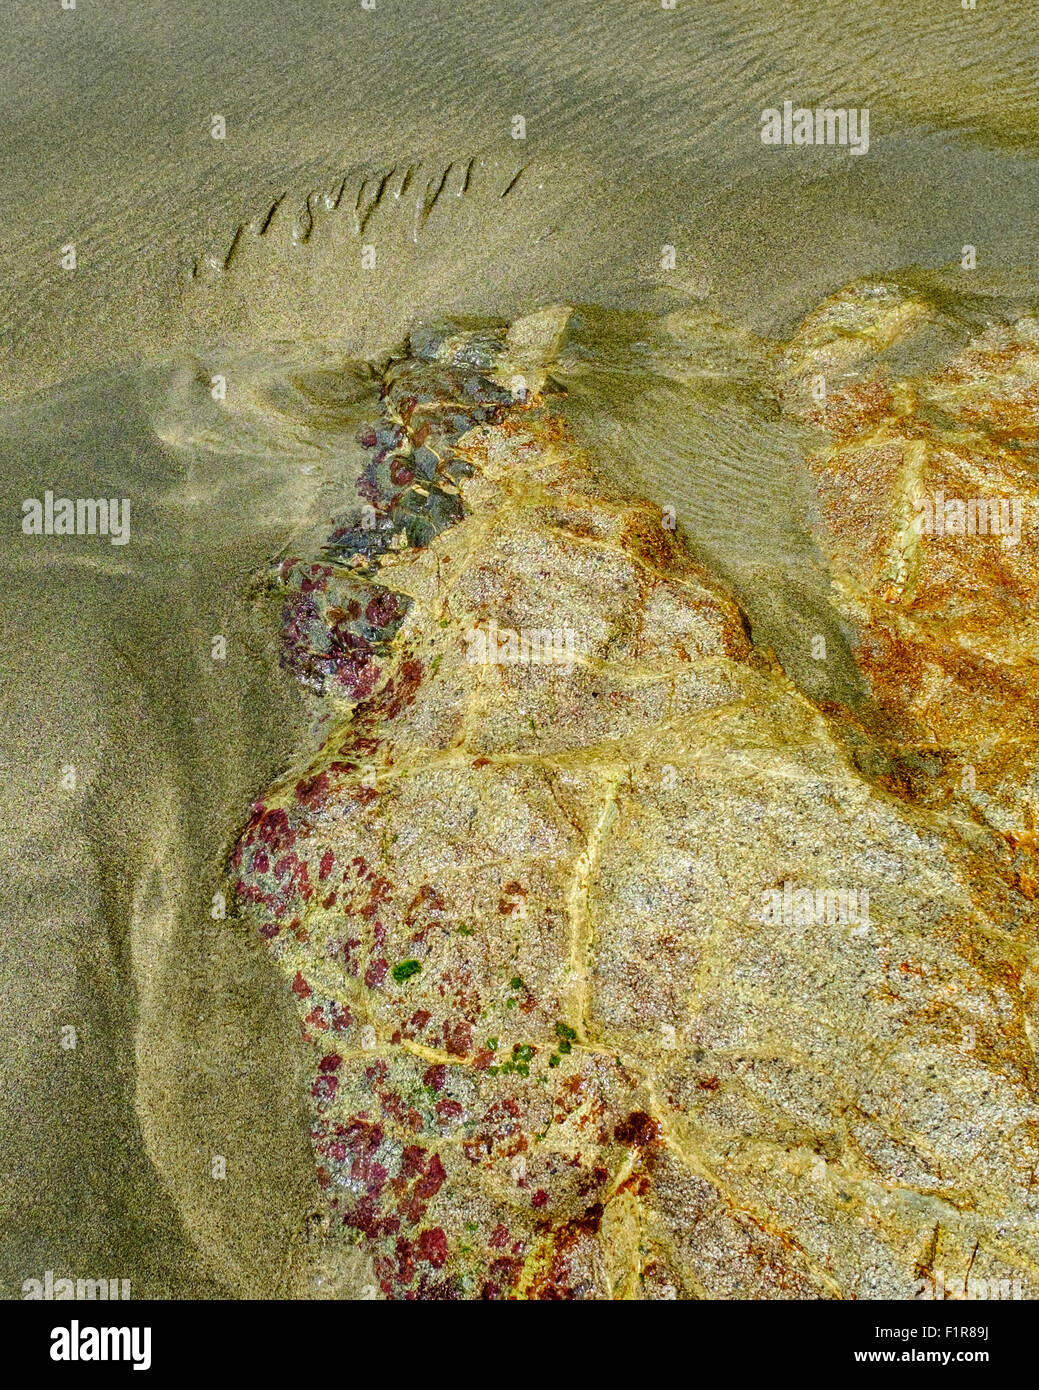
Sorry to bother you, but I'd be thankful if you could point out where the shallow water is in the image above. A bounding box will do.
[2,0,1038,1296]
[0,367,342,1295]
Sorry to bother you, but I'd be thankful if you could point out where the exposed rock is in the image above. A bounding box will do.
[232,307,1039,1299]
[775,280,1039,856]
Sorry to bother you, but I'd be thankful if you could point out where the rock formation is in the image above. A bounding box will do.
[231,304,1039,1299]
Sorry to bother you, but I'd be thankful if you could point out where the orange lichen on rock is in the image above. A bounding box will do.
[777,281,1039,845]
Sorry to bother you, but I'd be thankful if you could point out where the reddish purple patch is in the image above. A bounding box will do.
[417,1227,448,1268]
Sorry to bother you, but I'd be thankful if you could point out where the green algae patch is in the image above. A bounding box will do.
[391,959,423,984]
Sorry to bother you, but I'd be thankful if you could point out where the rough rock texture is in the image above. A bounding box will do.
[775,280,1039,859]
[232,307,1039,1299]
